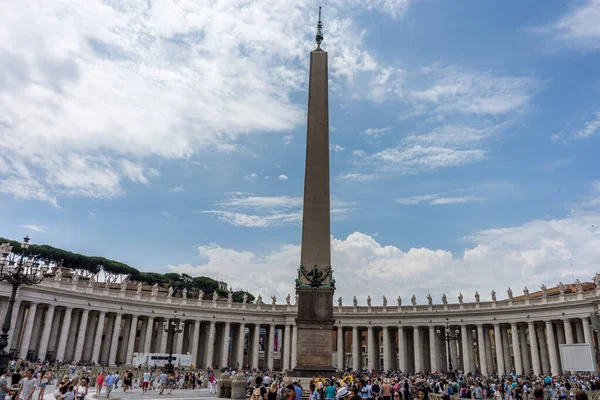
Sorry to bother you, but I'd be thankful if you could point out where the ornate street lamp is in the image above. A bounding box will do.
[437,317,460,380]
[163,310,184,373]
[0,236,50,368]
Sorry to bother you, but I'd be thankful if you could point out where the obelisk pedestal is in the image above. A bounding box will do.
[292,12,336,377]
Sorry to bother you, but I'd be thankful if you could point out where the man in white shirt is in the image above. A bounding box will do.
[16,369,36,400]
[142,370,151,394]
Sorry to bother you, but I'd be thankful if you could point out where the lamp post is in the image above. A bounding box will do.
[437,317,460,380]
[163,310,184,374]
[0,236,50,368]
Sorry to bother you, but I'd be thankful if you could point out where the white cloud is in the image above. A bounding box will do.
[245,173,258,180]
[351,150,367,157]
[369,145,486,173]
[573,111,600,139]
[0,0,396,204]
[362,127,391,141]
[329,144,345,152]
[337,172,376,181]
[409,65,542,117]
[279,174,289,181]
[203,194,352,227]
[541,0,600,50]
[21,224,46,233]
[170,210,600,303]
[396,193,484,205]
[168,185,185,193]
[282,135,294,145]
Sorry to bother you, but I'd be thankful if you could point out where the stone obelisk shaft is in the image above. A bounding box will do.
[293,46,335,377]
[300,48,331,275]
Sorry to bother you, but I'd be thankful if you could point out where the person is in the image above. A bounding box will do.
[574,392,587,400]
[293,381,303,400]
[534,388,544,400]
[284,387,297,400]
[105,372,115,398]
[167,373,175,395]
[16,369,37,400]
[268,383,278,400]
[123,370,132,393]
[12,370,22,388]
[250,377,267,400]
[158,371,167,395]
[326,381,337,400]
[381,380,392,400]
[474,383,483,400]
[338,388,352,400]
[142,370,151,394]
[0,368,15,400]
[310,384,321,400]
[95,372,105,396]
[208,373,217,395]
[76,381,87,400]
[62,386,75,400]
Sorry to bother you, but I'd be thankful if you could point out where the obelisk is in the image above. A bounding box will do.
[293,8,336,377]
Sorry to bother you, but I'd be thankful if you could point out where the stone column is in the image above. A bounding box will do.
[191,320,201,367]
[336,326,344,371]
[466,328,476,374]
[126,315,138,364]
[108,313,122,367]
[7,300,22,351]
[91,311,106,363]
[476,324,488,375]
[290,325,298,370]
[221,322,231,368]
[398,326,406,371]
[175,325,184,355]
[413,326,422,372]
[238,323,246,369]
[160,320,168,353]
[536,324,550,375]
[429,326,438,373]
[144,317,154,353]
[267,324,275,369]
[450,333,458,371]
[352,326,360,370]
[18,303,38,359]
[382,327,390,371]
[582,317,593,345]
[520,325,531,374]
[528,322,541,375]
[575,321,585,344]
[73,309,90,362]
[460,325,470,374]
[37,305,55,361]
[485,328,494,374]
[510,323,523,375]
[501,327,512,373]
[546,321,560,375]
[367,326,375,371]
[564,319,574,344]
[206,320,216,369]
[493,324,505,375]
[55,307,73,361]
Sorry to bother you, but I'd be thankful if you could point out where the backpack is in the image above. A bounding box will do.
[251,387,263,400]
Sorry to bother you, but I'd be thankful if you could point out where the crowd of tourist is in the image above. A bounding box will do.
[1,358,600,400]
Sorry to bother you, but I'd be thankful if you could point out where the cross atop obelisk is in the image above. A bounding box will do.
[293,8,336,377]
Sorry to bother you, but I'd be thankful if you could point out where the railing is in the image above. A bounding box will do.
[31,278,598,314]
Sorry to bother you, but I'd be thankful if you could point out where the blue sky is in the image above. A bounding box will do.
[1,0,599,304]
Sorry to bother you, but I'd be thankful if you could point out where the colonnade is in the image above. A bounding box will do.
[2,278,599,375]
[3,299,299,369]
[334,317,597,375]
